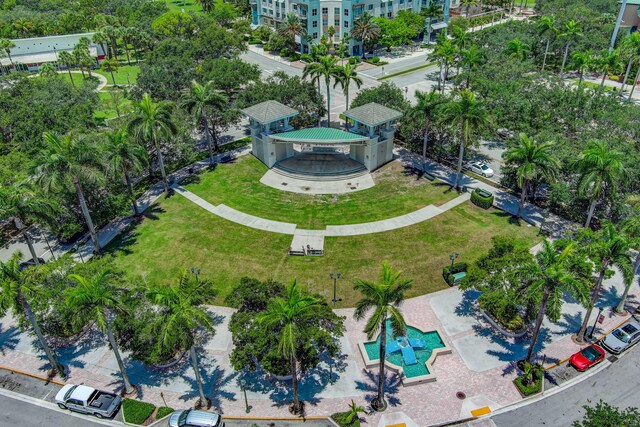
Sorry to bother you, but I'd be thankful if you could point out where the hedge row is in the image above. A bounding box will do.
[471,189,494,209]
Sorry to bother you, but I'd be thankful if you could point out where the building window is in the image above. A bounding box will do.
[313,32,318,38]
[344,8,349,15]
[312,20,318,27]
[312,8,318,15]
[322,7,328,13]
[335,19,340,25]
[335,7,340,14]
[368,4,373,9]
[380,13,385,16]
[322,18,328,25]
[399,0,404,3]
[344,20,349,28]
[387,11,392,17]
[380,3,385,7]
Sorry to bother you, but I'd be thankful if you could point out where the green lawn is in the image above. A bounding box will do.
[106,190,540,307]
[94,90,131,120]
[185,156,458,229]
[165,0,205,12]
[95,65,140,86]
[60,72,99,88]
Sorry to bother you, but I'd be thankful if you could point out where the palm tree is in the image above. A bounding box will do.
[101,25,120,59]
[258,281,322,414]
[121,27,137,66]
[351,12,381,60]
[423,3,444,44]
[103,128,148,216]
[450,25,471,51]
[461,0,479,18]
[559,20,582,79]
[353,261,412,412]
[571,50,592,89]
[439,89,491,191]
[279,13,306,53]
[618,32,640,94]
[333,62,363,118]
[14,18,34,37]
[195,0,215,12]
[412,89,447,172]
[0,183,58,264]
[504,134,559,218]
[38,63,57,78]
[520,240,589,362]
[537,15,557,71]
[576,223,633,342]
[615,209,640,313]
[100,58,120,86]
[593,49,621,92]
[66,270,135,394]
[33,132,102,253]
[57,51,76,86]
[127,93,177,194]
[0,38,16,70]
[344,400,366,425]
[574,141,625,228]
[146,271,216,408]
[0,252,64,377]
[91,31,109,60]
[460,44,486,88]
[428,38,457,94]
[506,38,531,62]
[181,81,229,163]
[303,55,340,127]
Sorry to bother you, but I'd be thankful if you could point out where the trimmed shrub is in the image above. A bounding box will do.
[289,52,301,61]
[443,262,467,285]
[471,189,493,209]
[156,407,175,420]
[371,56,380,64]
[514,363,543,396]
[348,56,361,65]
[279,48,291,58]
[122,399,155,425]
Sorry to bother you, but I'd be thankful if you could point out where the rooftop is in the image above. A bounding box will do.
[240,100,299,124]
[269,127,369,144]
[343,102,404,127]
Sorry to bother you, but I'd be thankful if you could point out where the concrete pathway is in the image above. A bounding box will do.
[57,70,108,91]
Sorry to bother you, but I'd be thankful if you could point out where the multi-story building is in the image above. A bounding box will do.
[251,0,451,55]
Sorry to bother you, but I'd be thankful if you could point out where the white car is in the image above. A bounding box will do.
[601,320,640,354]
[465,161,494,177]
[55,384,121,419]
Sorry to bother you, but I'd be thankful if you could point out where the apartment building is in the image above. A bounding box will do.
[251,0,451,55]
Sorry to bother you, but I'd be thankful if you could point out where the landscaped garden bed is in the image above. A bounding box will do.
[513,361,543,397]
[122,398,174,425]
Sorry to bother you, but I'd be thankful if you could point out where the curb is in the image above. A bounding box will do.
[0,364,65,386]
[224,415,329,420]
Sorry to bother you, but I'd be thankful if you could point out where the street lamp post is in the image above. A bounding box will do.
[190,267,201,282]
[330,272,342,307]
[588,306,604,340]
[449,252,459,268]
[239,380,250,413]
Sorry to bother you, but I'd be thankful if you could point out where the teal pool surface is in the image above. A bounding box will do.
[363,319,446,378]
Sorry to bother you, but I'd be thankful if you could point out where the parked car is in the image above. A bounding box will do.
[601,320,640,354]
[169,409,224,427]
[569,344,606,371]
[18,257,45,271]
[55,384,121,419]
[465,161,494,177]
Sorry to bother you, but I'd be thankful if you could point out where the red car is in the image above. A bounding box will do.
[569,344,606,371]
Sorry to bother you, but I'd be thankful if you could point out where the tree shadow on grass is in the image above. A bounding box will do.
[490,210,522,227]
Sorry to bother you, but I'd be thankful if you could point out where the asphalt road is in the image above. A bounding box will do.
[491,343,640,427]
[0,391,121,427]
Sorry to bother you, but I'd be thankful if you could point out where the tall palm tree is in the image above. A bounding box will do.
[461,0,479,18]
[504,134,559,218]
[0,38,16,70]
[423,3,444,44]
[615,210,640,313]
[0,183,58,264]
[258,281,322,414]
[537,15,557,71]
[450,25,471,51]
[100,58,120,86]
[279,12,306,53]
[353,261,412,412]
[559,20,582,79]
[91,31,109,60]
[574,141,625,228]
[66,270,135,394]
[594,49,621,92]
[127,93,177,194]
[618,32,640,94]
[428,38,457,94]
[57,51,76,86]
[103,128,148,216]
[520,240,589,362]
[439,89,491,191]
[195,0,215,12]
[33,132,102,253]
[351,12,380,60]
[460,44,486,88]
[576,223,633,342]
[101,25,120,59]
[505,38,531,62]
[146,271,216,408]
[412,89,447,172]
[333,62,363,117]
[303,55,340,127]
[571,50,593,89]
[181,81,229,163]
[13,18,34,37]
[0,252,64,377]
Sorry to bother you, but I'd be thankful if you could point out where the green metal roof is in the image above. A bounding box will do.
[269,128,369,144]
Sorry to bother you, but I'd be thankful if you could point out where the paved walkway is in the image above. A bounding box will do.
[57,70,108,91]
